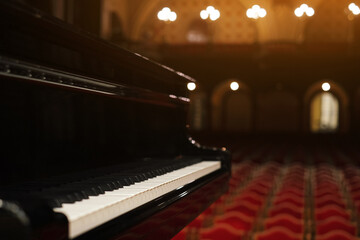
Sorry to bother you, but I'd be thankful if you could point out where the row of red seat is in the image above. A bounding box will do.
[172,146,360,240]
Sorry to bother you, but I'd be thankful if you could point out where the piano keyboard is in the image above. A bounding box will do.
[54,161,221,239]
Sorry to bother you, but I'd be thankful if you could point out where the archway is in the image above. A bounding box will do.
[310,92,339,133]
[304,80,349,133]
[211,80,252,132]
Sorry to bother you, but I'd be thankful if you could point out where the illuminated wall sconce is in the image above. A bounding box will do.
[157,7,177,22]
[200,6,220,21]
[349,3,360,15]
[230,81,239,91]
[187,82,196,91]
[246,5,267,19]
[294,4,315,17]
[322,82,331,92]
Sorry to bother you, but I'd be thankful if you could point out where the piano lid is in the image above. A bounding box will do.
[0,0,195,100]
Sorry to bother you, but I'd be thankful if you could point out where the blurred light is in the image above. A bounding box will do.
[295,4,315,17]
[294,8,304,17]
[246,9,255,18]
[210,10,220,21]
[305,7,315,17]
[206,6,215,13]
[300,4,308,11]
[253,5,261,11]
[200,6,220,21]
[322,82,331,92]
[200,10,209,19]
[169,12,177,21]
[230,82,239,91]
[349,3,357,11]
[259,8,267,18]
[158,7,177,22]
[354,7,360,15]
[187,82,196,91]
[246,5,267,19]
[349,3,360,15]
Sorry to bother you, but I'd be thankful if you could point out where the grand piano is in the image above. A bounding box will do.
[0,1,231,239]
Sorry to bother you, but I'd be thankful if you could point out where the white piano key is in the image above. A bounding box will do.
[54,161,221,239]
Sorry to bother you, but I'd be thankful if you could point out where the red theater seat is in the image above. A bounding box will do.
[214,211,254,231]
[315,205,351,221]
[273,195,304,208]
[316,217,356,235]
[315,230,358,240]
[254,226,302,240]
[315,197,346,209]
[264,213,304,234]
[234,193,264,206]
[199,223,244,240]
[268,203,304,219]
[226,201,260,217]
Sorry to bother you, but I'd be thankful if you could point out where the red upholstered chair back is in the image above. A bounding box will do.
[315,229,358,240]
[316,216,356,235]
[214,211,254,231]
[254,226,303,240]
[315,205,351,221]
[265,213,304,234]
[199,223,244,240]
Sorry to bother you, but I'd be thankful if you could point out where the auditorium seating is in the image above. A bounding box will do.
[171,142,360,240]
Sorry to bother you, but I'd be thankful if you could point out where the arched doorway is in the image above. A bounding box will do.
[211,80,252,132]
[310,92,339,133]
[304,80,349,133]
[223,91,252,132]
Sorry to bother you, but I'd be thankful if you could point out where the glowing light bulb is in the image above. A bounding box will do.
[259,8,267,18]
[158,11,166,20]
[353,6,360,15]
[230,82,239,91]
[246,5,267,19]
[247,9,255,18]
[206,6,215,13]
[306,7,315,17]
[187,82,196,91]
[169,12,177,21]
[322,82,330,92]
[300,4,308,11]
[295,8,303,17]
[201,6,220,21]
[349,3,357,11]
[210,9,220,20]
[253,5,261,11]
[157,7,177,22]
[200,10,208,19]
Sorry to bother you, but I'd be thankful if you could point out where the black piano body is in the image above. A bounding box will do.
[0,1,231,239]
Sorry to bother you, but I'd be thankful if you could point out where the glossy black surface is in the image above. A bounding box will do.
[0,1,231,239]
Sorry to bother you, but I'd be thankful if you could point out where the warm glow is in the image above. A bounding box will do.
[210,9,220,21]
[300,4,308,11]
[206,6,215,13]
[294,8,304,17]
[230,82,239,91]
[306,7,315,16]
[158,7,177,22]
[349,3,360,15]
[169,12,177,21]
[187,82,196,91]
[201,6,220,21]
[295,4,315,17]
[246,5,267,19]
[200,10,208,19]
[322,82,331,92]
